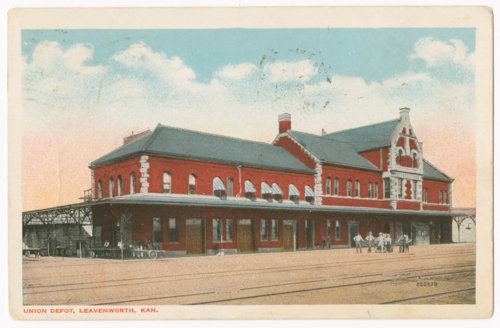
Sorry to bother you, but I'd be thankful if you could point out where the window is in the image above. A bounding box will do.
[326,177,332,195]
[355,180,360,197]
[335,220,341,240]
[412,180,417,200]
[272,183,283,202]
[130,173,136,194]
[398,149,403,164]
[384,178,391,199]
[188,174,196,195]
[443,191,448,204]
[374,183,379,199]
[152,218,162,246]
[213,177,225,197]
[271,219,279,241]
[346,180,352,197]
[367,182,372,198]
[412,153,418,168]
[163,172,171,193]
[117,175,123,196]
[97,180,103,199]
[288,184,300,203]
[439,191,443,204]
[423,188,428,203]
[305,185,315,203]
[226,177,234,197]
[398,178,404,199]
[225,219,233,241]
[261,182,273,201]
[326,220,331,239]
[168,218,178,242]
[260,219,269,241]
[212,219,222,242]
[109,177,114,197]
[244,180,256,200]
[333,178,339,196]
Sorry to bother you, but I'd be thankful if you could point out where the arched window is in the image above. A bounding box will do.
[244,180,256,200]
[355,180,360,197]
[288,184,300,203]
[117,175,123,196]
[261,182,273,201]
[305,185,314,203]
[188,174,196,195]
[346,180,352,197]
[97,180,103,199]
[129,173,136,194]
[367,182,372,198]
[333,178,339,196]
[398,149,403,164]
[163,172,171,193]
[226,177,234,197]
[213,177,225,197]
[412,153,418,168]
[325,177,332,195]
[272,183,283,202]
[109,177,114,198]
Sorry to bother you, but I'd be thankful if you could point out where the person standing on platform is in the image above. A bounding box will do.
[365,231,375,253]
[353,232,364,253]
[377,232,385,253]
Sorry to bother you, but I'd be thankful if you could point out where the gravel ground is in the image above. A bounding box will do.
[23,243,475,305]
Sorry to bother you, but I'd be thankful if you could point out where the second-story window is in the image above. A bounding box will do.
[367,182,372,198]
[423,188,428,203]
[305,185,315,203]
[355,180,360,197]
[346,180,352,197]
[374,182,379,199]
[288,184,300,203]
[188,174,196,195]
[226,177,234,197]
[412,153,418,168]
[213,177,225,198]
[261,182,273,201]
[384,178,391,199]
[398,178,404,199]
[163,172,171,193]
[97,180,103,199]
[244,180,256,200]
[333,177,339,196]
[326,177,332,195]
[117,175,123,196]
[272,183,283,202]
[130,173,136,194]
[412,180,417,200]
[109,177,114,198]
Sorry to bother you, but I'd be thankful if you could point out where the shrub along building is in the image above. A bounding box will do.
[87,107,453,256]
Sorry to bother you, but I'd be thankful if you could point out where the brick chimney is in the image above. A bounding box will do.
[278,113,292,134]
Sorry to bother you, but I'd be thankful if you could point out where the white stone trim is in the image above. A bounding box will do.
[139,155,150,193]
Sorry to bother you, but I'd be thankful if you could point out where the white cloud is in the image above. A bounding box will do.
[410,37,474,69]
[215,63,257,80]
[264,59,317,82]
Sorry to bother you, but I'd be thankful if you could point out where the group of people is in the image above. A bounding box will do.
[353,231,411,253]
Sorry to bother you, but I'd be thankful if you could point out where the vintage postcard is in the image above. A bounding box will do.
[8,7,493,319]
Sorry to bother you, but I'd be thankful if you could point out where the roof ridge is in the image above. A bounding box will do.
[141,124,163,151]
[156,123,279,148]
[289,130,362,148]
[323,118,400,137]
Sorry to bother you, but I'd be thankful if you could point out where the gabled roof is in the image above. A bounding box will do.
[423,160,453,182]
[90,124,313,174]
[287,130,380,171]
[322,119,400,152]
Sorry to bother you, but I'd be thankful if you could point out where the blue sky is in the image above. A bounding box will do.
[22,28,475,84]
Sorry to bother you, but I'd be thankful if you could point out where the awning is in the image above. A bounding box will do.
[305,185,314,197]
[261,182,273,194]
[213,177,225,191]
[272,183,282,195]
[244,180,256,193]
[288,184,300,196]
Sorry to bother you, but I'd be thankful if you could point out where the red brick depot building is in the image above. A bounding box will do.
[90,108,453,256]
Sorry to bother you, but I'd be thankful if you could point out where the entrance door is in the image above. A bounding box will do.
[412,223,430,245]
[237,219,255,253]
[186,219,205,254]
[305,219,314,249]
[348,221,360,247]
[283,220,297,251]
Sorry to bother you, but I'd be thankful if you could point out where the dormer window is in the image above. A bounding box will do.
[213,177,226,198]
